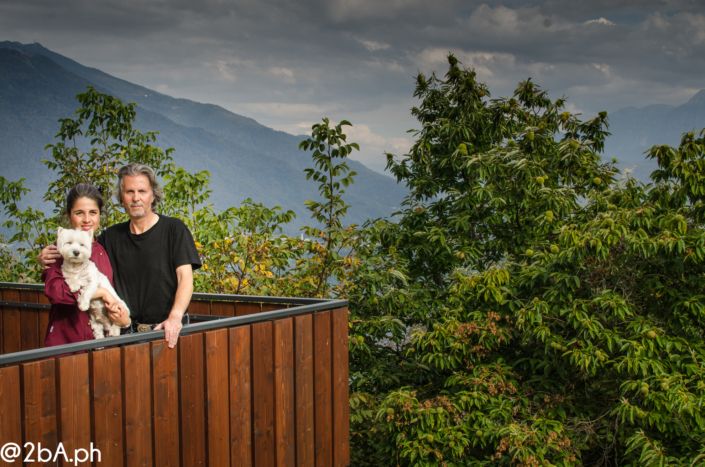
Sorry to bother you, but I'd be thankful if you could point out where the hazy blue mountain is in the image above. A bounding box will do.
[605,90,705,182]
[2,39,704,238]
[0,41,408,234]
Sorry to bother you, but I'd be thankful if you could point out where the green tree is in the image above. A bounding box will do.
[296,118,359,298]
[346,55,705,466]
[191,198,298,295]
[0,86,176,281]
[43,86,175,227]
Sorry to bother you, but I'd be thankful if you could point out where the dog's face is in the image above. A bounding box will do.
[57,227,93,263]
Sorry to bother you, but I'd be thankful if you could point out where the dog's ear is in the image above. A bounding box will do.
[88,228,94,240]
[57,227,64,237]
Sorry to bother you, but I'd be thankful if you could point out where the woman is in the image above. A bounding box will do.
[42,183,131,347]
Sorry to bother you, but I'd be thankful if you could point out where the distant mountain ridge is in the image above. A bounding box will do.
[2,39,704,232]
[0,41,408,232]
[605,89,705,181]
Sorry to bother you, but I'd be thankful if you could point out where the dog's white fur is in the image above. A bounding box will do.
[58,227,127,339]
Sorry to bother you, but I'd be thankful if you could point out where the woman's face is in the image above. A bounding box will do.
[68,197,101,233]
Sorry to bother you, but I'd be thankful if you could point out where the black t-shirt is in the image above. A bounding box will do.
[97,215,202,324]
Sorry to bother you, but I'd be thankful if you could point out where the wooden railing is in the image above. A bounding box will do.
[0,283,350,467]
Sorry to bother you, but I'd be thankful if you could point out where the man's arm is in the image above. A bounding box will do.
[154,263,193,348]
[37,244,62,267]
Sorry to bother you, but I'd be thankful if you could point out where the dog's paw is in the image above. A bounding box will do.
[77,296,91,311]
[66,279,81,293]
[107,325,121,337]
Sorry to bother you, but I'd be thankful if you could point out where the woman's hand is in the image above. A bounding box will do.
[37,245,62,268]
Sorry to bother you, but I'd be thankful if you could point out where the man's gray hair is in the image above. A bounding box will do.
[113,163,164,209]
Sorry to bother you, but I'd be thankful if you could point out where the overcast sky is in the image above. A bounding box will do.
[2,0,704,172]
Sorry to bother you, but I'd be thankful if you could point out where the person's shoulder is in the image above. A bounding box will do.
[103,221,130,235]
[158,215,189,230]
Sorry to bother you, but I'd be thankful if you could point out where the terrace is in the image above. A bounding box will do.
[0,282,350,467]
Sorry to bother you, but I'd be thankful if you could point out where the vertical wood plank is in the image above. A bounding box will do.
[20,290,39,352]
[205,329,230,467]
[90,348,124,467]
[0,365,22,462]
[22,359,57,467]
[235,303,260,317]
[189,300,211,316]
[313,311,332,467]
[179,333,207,466]
[274,319,295,467]
[331,309,350,467]
[251,321,274,467]
[294,315,314,467]
[262,304,281,314]
[212,301,235,317]
[229,326,252,467]
[151,341,180,467]
[2,289,21,354]
[122,343,153,467]
[56,353,91,467]
[39,291,51,304]
[38,293,51,349]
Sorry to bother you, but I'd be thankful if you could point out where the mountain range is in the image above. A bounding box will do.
[604,89,705,181]
[1,40,704,237]
[0,41,408,233]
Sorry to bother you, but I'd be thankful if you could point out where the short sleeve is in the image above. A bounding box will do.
[171,218,202,271]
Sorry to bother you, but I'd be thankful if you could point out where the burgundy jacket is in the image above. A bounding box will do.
[41,242,114,347]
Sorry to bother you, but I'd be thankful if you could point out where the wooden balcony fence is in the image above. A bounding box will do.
[0,282,350,467]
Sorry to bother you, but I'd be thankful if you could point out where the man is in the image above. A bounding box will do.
[38,163,202,348]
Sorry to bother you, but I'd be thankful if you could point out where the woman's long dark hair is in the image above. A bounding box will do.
[66,183,107,215]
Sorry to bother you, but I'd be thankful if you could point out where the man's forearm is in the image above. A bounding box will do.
[169,267,193,320]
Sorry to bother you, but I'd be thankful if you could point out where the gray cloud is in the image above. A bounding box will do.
[1,0,703,171]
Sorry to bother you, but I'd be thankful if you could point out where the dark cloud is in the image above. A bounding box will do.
[0,0,703,171]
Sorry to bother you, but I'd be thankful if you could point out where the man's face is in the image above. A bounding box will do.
[121,174,154,219]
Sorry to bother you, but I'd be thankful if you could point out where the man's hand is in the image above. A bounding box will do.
[153,264,193,349]
[154,315,183,349]
[37,244,61,268]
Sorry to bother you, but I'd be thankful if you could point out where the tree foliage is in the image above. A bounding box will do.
[346,55,705,467]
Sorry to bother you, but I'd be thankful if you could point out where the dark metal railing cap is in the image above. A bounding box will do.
[0,282,347,366]
[0,282,326,305]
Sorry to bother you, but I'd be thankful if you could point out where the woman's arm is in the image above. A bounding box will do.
[42,268,117,306]
[42,264,80,305]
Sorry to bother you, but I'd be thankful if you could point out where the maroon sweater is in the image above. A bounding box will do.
[41,242,114,347]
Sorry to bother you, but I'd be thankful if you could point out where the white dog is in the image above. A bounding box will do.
[57,227,127,339]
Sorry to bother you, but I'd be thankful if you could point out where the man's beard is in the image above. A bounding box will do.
[128,202,148,218]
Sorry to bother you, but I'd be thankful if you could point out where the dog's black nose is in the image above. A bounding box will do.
[73,251,80,257]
